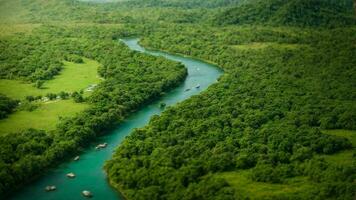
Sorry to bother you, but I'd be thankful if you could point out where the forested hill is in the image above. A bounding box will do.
[214,0,356,27]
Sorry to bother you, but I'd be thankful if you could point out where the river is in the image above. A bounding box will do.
[10,38,222,200]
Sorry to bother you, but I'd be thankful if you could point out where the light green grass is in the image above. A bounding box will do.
[0,57,101,134]
[0,58,102,99]
[0,99,88,134]
[218,171,314,200]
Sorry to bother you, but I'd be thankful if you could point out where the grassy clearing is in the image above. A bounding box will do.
[218,171,314,200]
[44,58,102,93]
[0,57,101,134]
[0,99,88,135]
[0,58,102,99]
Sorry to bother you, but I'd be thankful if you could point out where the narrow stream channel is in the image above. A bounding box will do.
[11,38,222,200]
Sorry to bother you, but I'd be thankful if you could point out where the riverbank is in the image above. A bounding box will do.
[2,29,188,198]
[10,38,222,200]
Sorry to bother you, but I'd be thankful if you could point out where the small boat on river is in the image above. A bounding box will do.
[195,84,200,89]
[73,156,80,161]
[66,172,76,178]
[95,143,108,150]
[45,185,56,192]
[82,190,93,198]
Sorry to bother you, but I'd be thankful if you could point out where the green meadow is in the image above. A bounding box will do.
[0,100,88,135]
[218,171,314,199]
[0,57,101,134]
[0,58,101,99]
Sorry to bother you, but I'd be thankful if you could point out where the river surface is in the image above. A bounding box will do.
[11,38,222,200]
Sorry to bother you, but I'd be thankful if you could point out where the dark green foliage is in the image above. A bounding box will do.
[0,37,63,82]
[214,0,356,27]
[25,95,35,102]
[45,93,57,100]
[0,94,18,119]
[106,24,356,199]
[1,0,356,199]
[64,54,84,63]
[250,164,289,183]
[58,91,69,99]
[182,176,235,200]
[35,80,44,89]
[71,91,84,103]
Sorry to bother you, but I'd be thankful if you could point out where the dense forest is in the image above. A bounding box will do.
[0,36,63,81]
[106,25,356,199]
[0,0,355,199]
[214,0,355,27]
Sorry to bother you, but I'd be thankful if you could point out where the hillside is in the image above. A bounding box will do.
[214,0,356,27]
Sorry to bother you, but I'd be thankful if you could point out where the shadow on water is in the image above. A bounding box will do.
[11,38,222,200]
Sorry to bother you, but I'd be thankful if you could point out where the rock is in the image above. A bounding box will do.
[66,172,76,178]
[45,185,56,192]
[82,190,93,198]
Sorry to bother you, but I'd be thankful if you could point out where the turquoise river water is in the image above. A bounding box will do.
[10,38,222,200]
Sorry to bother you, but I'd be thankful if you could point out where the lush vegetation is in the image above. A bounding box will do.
[0,100,89,135]
[106,20,356,200]
[0,24,187,197]
[0,94,18,119]
[0,0,355,199]
[0,36,63,82]
[214,0,356,27]
[0,58,101,99]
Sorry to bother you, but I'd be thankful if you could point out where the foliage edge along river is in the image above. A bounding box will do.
[8,38,222,200]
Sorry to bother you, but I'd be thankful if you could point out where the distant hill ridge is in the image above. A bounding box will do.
[214,0,356,27]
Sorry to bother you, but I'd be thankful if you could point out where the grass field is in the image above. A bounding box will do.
[217,171,314,199]
[217,129,355,199]
[0,99,88,134]
[0,58,102,99]
[0,57,101,134]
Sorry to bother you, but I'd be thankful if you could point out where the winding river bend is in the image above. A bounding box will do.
[11,39,222,200]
